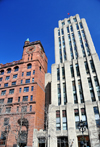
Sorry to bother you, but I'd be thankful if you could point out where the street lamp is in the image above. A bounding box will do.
[78,120,87,146]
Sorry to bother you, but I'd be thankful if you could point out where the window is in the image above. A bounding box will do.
[6,107,11,113]
[39,66,41,71]
[67,19,71,24]
[62,21,65,26]
[94,76,99,87]
[62,67,65,80]
[90,90,95,102]
[56,111,61,130]
[38,138,45,147]
[9,89,14,94]
[90,60,95,72]
[88,77,92,88]
[22,72,24,76]
[74,109,79,129]
[12,81,16,86]
[4,118,9,126]
[62,110,67,130]
[75,64,80,76]
[0,99,4,104]
[70,65,74,77]
[72,81,78,104]
[7,68,11,73]
[24,87,29,92]
[21,106,27,112]
[73,17,77,22]
[31,86,34,91]
[7,98,13,103]
[78,80,84,103]
[30,105,32,112]
[19,88,21,93]
[0,70,4,75]
[6,76,10,81]
[57,84,61,105]
[4,83,8,87]
[70,25,73,32]
[23,96,28,101]
[0,77,2,81]
[84,61,89,74]
[13,74,17,79]
[17,106,19,112]
[32,77,34,83]
[57,137,68,147]
[63,83,67,105]
[81,108,87,126]
[1,90,6,96]
[14,66,19,72]
[79,22,83,29]
[26,71,31,76]
[21,80,23,84]
[67,27,69,33]
[18,97,20,102]
[76,23,79,30]
[57,68,60,81]
[27,63,32,69]
[30,95,33,101]
[58,30,60,36]
[25,79,30,84]
[33,70,35,75]
[61,28,64,35]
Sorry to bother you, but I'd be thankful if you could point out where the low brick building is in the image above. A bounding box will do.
[0,39,47,147]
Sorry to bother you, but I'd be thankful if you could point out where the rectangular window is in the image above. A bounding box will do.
[67,19,71,24]
[21,106,27,112]
[75,63,80,76]
[4,118,9,126]
[1,90,6,96]
[90,60,95,72]
[12,81,16,86]
[0,99,4,104]
[63,83,67,105]
[62,67,65,80]
[0,77,2,81]
[73,17,77,22]
[17,106,19,112]
[67,27,69,33]
[21,80,23,84]
[78,80,84,103]
[57,84,61,105]
[30,95,33,101]
[76,23,79,30]
[4,83,8,87]
[94,76,99,87]
[24,87,29,92]
[88,77,92,88]
[90,89,95,102]
[23,96,28,101]
[62,110,67,130]
[6,107,11,113]
[31,86,34,91]
[62,21,65,26]
[72,81,78,104]
[33,70,35,75]
[32,78,34,82]
[25,79,30,84]
[58,30,60,36]
[5,76,10,80]
[70,25,73,32]
[30,105,32,112]
[56,111,61,130]
[19,88,21,93]
[74,109,79,129]
[26,71,31,76]
[18,97,20,102]
[57,68,60,81]
[7,98,13,103]
[70,65,74,77]
[9,89,14,94]
[61,28,64,35]
[81,108,87,125]
[22,72,24,76]
[79,22,83,29]
[13,74,17,79]
[84,61,89,74]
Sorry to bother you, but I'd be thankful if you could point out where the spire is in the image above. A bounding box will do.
[26,38,30,41]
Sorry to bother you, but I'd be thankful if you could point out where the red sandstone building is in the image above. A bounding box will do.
[0,40,47,147]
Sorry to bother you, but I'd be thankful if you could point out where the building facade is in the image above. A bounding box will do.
[33,14,100,147]
[0,40,47,147]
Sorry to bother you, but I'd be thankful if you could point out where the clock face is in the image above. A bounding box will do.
[26,45,36,54]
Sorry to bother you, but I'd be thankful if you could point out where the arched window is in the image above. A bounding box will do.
[0,70,4,75]
[14,66,19,72]
[27,63,32,69]
[7,68,11,74]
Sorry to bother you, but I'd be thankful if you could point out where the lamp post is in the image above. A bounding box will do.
[78,120,87,147]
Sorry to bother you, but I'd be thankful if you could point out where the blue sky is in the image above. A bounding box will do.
[0,0,100,73]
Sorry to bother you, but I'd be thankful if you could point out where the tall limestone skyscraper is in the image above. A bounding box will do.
[33,14,100,147]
